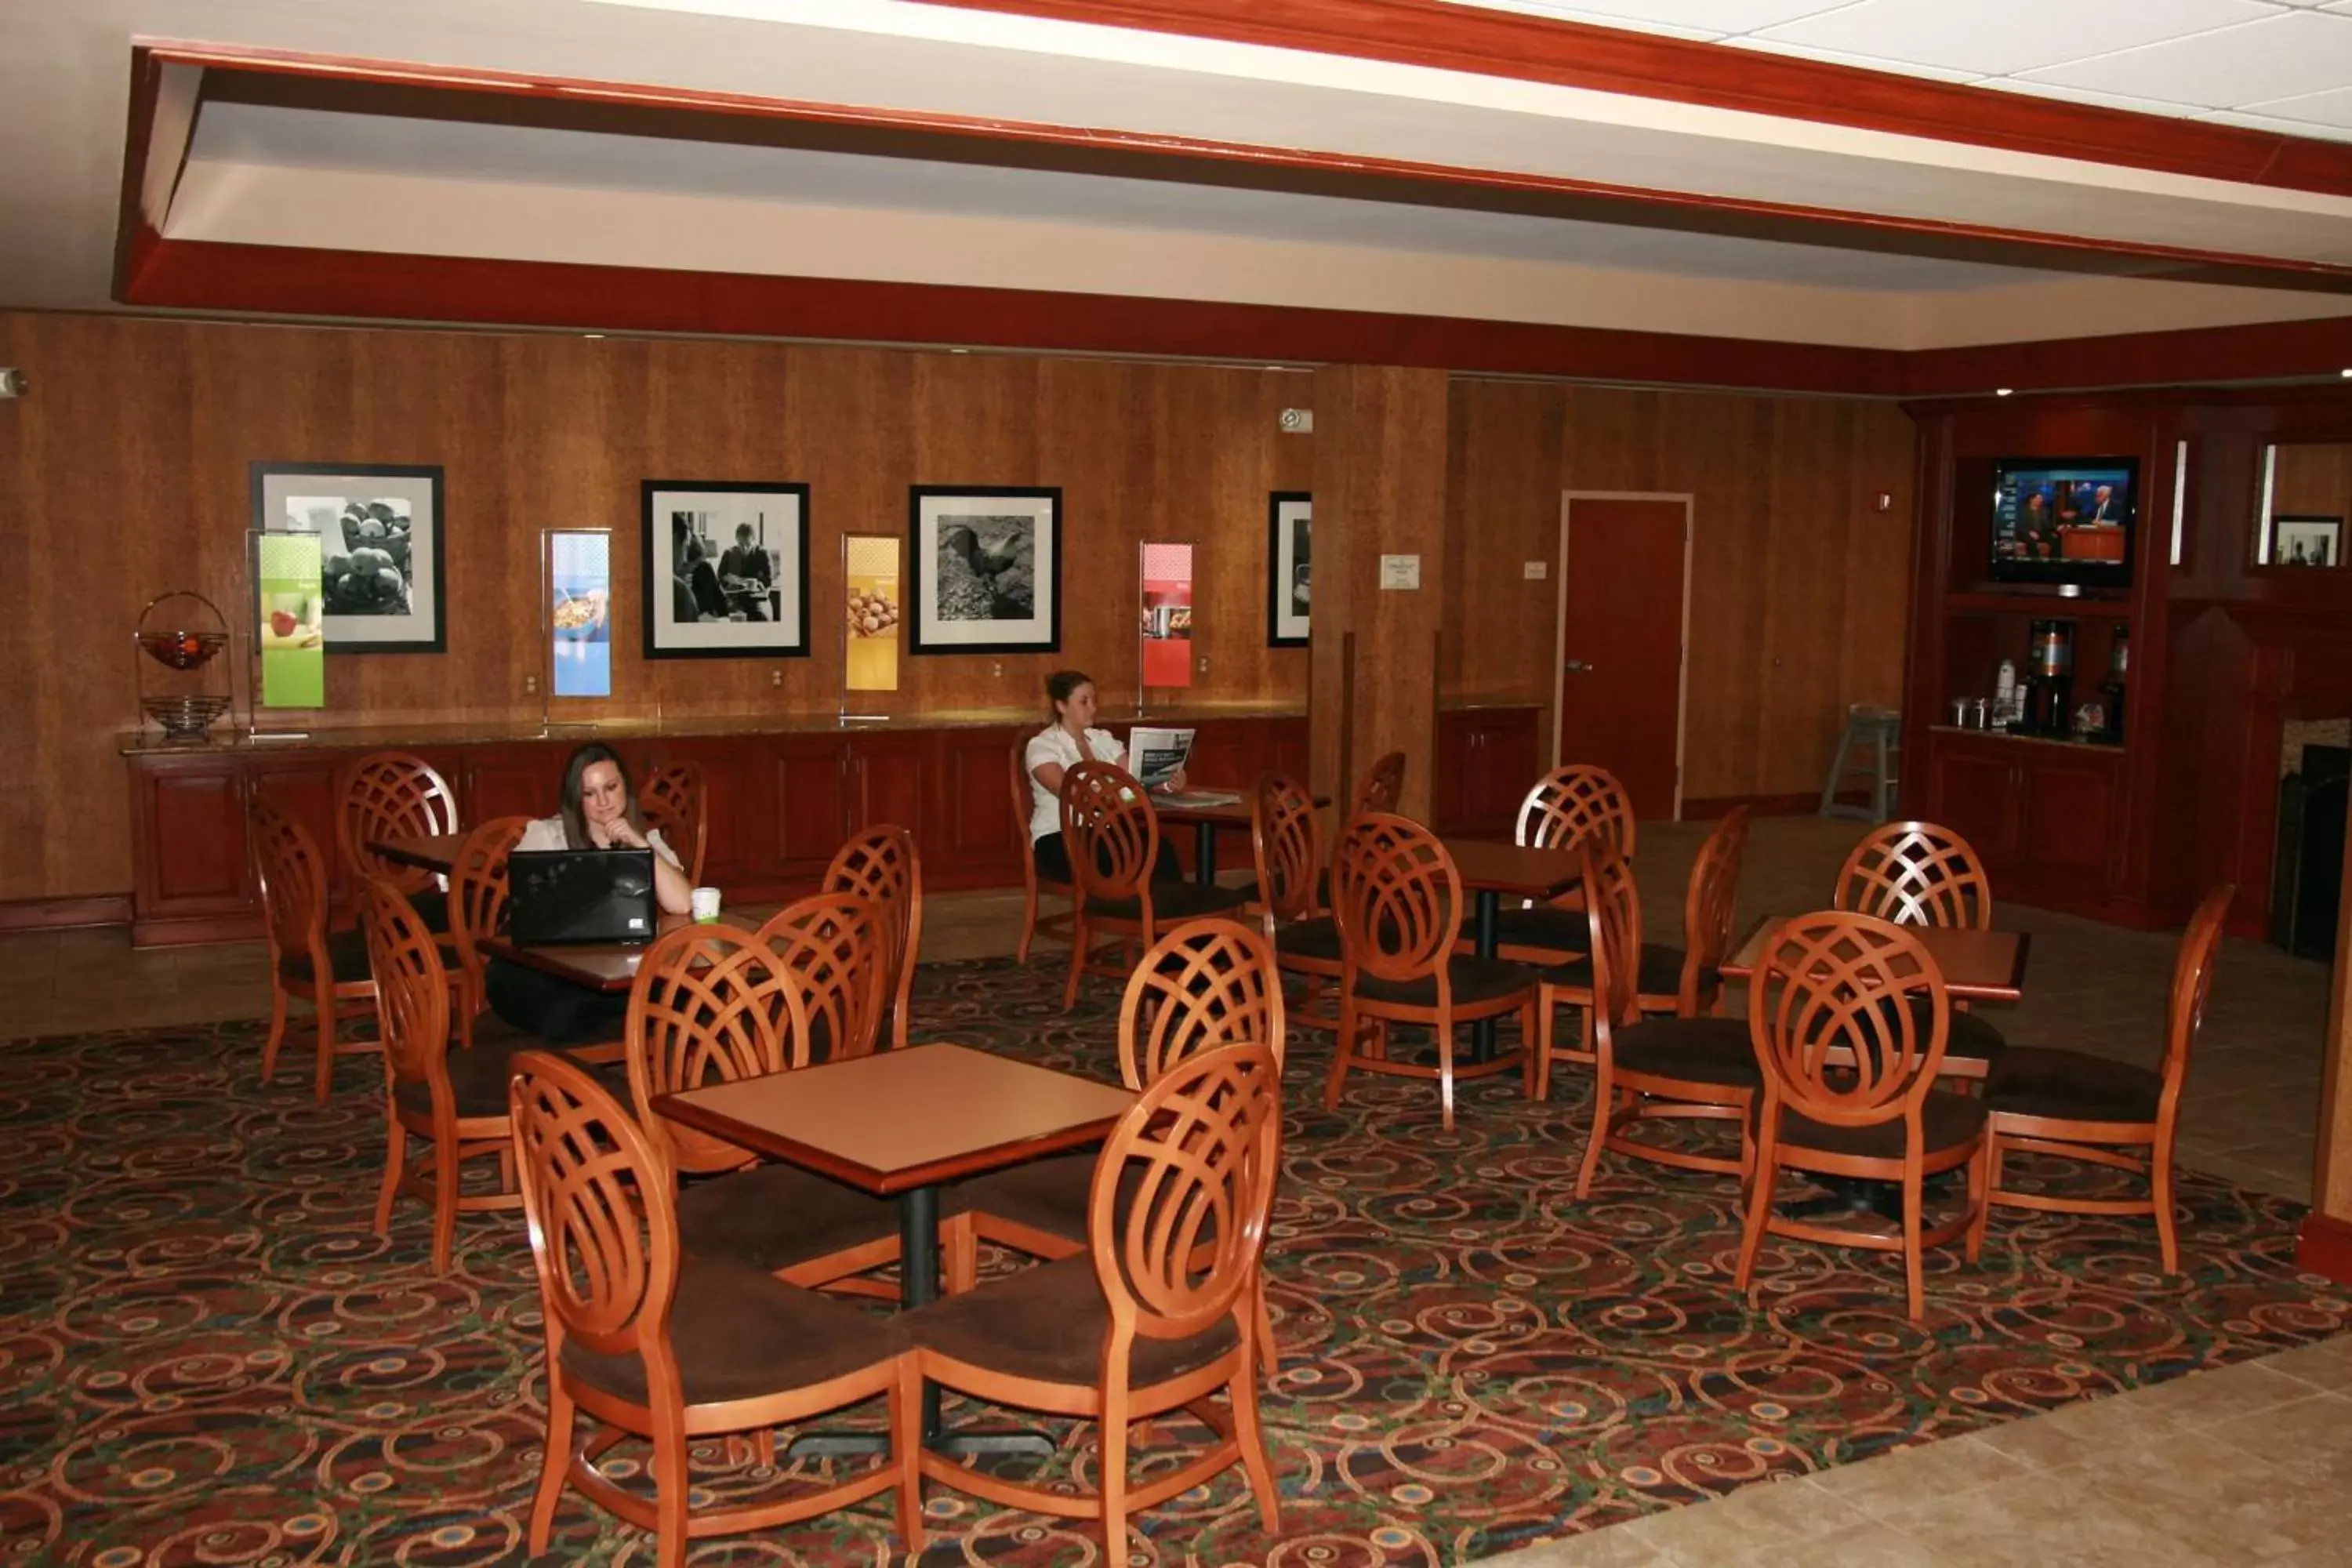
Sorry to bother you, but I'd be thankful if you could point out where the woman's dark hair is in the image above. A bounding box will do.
[558,743,644,849]
[1044,669,1094,723]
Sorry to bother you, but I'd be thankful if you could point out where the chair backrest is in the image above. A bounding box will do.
[1119,919,1287,1087]
[509,1051,683,1387]
[624,923,809,1175]
[1833,821,1993,930]
[1250,771,1324,925]
[2157,884,2234,1103]
[638,760,708,886]
[1331,812,1461,987]
[446,815,530,994]
[1748,911,1951,1130]
[1577,837,1648,1040]
[824,825,923,1051]
[756,892,890,1062]
[356,875,453,1105]
[1062,759,1159,906]
[1678,805,1751,1013]
[249,795,328,971]
[1090,1040,1282,1352]
[1516,764,1637,858]
[1352,751,1407,817]
[339,751,460,891]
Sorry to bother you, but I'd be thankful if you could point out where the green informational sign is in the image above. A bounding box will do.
[256,533,325,708]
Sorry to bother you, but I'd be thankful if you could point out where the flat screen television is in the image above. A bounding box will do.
[1988,458,2136,590]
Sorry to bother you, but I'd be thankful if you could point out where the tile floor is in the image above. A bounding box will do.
[4,815,2345,1566]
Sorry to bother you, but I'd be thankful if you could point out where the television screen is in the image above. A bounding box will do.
[1989,459,2136,589]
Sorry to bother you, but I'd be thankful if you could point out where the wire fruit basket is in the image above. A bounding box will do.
[134,590,236,743]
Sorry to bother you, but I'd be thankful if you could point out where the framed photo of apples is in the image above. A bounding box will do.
[251,462,446,653]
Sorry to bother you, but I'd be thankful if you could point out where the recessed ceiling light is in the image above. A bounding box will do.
[583,332,604,339]
[2340,368,2352,378]
[949,347,971,354]
[1995,387,2013,397]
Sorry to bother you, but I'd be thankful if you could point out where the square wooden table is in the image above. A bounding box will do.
[1155,790,1331,887]
[654,1041,1136,1450]
[480,911,746,993]
[1719,916,2031,1004]
[1441,838,1584,1063]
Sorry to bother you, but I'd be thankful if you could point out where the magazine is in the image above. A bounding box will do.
[1127,725,1195,789]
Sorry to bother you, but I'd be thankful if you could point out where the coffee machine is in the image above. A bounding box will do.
[2021,619,2076,736]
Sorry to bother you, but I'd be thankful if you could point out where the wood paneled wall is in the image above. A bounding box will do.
[1443,381,1916,802]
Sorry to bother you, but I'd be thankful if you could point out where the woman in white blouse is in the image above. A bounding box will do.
[1024,670,1184,884]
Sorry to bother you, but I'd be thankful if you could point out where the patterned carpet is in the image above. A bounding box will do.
[4,956,2347,1566]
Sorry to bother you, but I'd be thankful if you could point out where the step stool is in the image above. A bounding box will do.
[1820,705,1900,822]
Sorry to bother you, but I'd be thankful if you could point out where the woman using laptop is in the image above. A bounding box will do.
[1024,669,1185,885]
[488,744,692,1044]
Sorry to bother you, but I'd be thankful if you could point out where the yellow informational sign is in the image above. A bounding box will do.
[844,535,902,692]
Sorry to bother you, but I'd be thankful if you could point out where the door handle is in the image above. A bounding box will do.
[1565,659,1595,673]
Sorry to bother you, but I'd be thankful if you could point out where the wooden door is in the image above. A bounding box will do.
[1927,739,2023,874]
[1558,496,1688,820]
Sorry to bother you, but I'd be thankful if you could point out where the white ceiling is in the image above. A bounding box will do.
[1457,0,2352,138]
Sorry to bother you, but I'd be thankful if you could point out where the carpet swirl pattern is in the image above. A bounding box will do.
[2,956,2347,1565]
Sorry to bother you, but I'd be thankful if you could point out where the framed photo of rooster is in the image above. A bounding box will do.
[906,485,1062,655]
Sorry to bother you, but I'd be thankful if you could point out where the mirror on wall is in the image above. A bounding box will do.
[2255,441,2352,568]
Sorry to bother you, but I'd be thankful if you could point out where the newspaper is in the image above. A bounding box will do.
[1127,725,1195,789]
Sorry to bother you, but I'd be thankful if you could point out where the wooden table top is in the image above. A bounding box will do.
[1153,791,1331,827]
[481,909,750,993]
[370,833,468,876]
[1719,916,2031,1004]
[653,1042,1138,1196]
[1443,839,1585,901]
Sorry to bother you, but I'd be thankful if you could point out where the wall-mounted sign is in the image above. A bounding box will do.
[844,534,902,692]
[1140,541,1194,689]
[255,532,324,709]
[548,530,612,699]
[1379,554,1422,591]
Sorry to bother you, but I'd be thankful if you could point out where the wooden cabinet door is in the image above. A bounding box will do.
[1431,711,1476,834]
[1926,741,2022,873]
[1266,717,1309,782]
[132,761,253,923]
[2016,751,2122,885]
[248,759,347,915]
[1475,710,1541,833]
[461,745,563,827]
[773,736,850,878]
[846,732,930,837]
[1184,719,1258,793]
[928,728,1026,884]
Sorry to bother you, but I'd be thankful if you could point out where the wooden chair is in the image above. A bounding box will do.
[754,892,891,1062]
[1486,763,1636,963]
[1833,819,2007,1080]
[1733,911,1989,1323]
[250,796,378,1102]
[638,760,709,887]
[1533,808,1751,1080]
[444,815,529,1055]
[1556,837,1761,1191]
[1060,759,1247,1010]
[1252,770,1342,1033]
[509,1052,921,1568]
[337,750,460,933]
[1013,742,1075,963]
[358,876,524,1275]
[825,826,923,1051]
[907,1041,1283,1559]
[1352,750,1407,816]
[1972,884,2233,1272]
[623,923,910,1301]
[1325,813,1537,1132]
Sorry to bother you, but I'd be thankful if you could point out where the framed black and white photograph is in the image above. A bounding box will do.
[641,481,811,659]
[907,485,1062,655]
[2272,514,2342,568]
[252,462,445,653]
[1267,491,1311,647]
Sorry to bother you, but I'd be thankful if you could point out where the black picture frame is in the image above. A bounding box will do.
[2270,514,2343,568]
[641,481,813,660]
[250,461,446,654]
[906,485,1063,655]
[1267,491,1311,647]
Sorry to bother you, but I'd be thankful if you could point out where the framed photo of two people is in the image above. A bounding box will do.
[641,481,811,659]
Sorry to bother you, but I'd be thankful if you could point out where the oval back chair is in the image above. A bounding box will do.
[445,815,529,1053]
[1013,742,1074,964]
[1515,763,1637,858]
[1058,759,1163,1009]
[1249,771,1324,930]
[1119,917,1288,1087]
[757,892,891,1062]
[825,825,924,1051]
[1352,750,1407,817]
[1735,910,1986,1323]
[1671,804,1751,1017]
[251,794,379,1101]
[637,760,709,886]
[1834,820,1993,930]
[338,750,461,898]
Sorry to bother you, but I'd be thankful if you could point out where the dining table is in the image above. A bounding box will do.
[1154,788,1331,887]
[1440,837,1584,1064]
[1719,916,2031,1005]
[654,1041,1137,1454]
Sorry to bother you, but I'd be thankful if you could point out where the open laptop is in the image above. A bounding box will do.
[506,848,657,946]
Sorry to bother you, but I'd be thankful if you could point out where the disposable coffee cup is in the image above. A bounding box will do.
[690,887,722,924]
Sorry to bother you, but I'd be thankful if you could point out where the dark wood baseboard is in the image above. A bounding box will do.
[0,894,133,935]
[2297,1210,2352,1287]
[1683,791,1867,818]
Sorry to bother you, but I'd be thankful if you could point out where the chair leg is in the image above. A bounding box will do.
[1964,1142,1987,1265]
[1098,1382,1131,1563]
[1574,1065,1615,1199]
[1901,1168,1926,1323]
[1733,1134,1777,1291]
[312,981,338,1102]
[1817,721,1852,815]
[430,1140,460,1276]
[262,984,289,1087]
[892,1355,926,1554]
[2151,1142,2180,1274]
[1230,1350,1282,1534]
[1255,1277,1279,1389]
[1323,999,1357,1112]
[943,1211,979,1295]
[372,1122,405,1236]
[653,1419,691,1568]
[1062,914,1087,1011]
[1436,1020,1457,1133]
[1533,991,1555,1102]
[1018,877,1039,964]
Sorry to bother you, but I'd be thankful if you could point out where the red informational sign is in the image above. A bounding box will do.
[1139,542,1194,688]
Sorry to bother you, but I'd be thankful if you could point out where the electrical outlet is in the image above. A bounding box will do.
[1523,561,1548,580]
[770,669,782,688]
[1196,655,1210,673]
[991,660,1004,678]
[524,673,538,694]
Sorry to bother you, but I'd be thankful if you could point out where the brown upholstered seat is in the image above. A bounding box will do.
[1541,942,1696,1000]
[1352,953,1531,1008]
[1942,1007,2010,1067]
[947,1152,1096,1240]
[1488,905,1591,955]
[1985,1047,2163,1124]
[912,1247,1240,1388]
[1767,1088,1988,1161]
[560,1253,906,1406]
[1610,1015,1759,1086]
[1087,880,1250,924]
[677,1164,902,1276]
[1273,915,1341,962]
[397,1032,537,1119]
[279,928,372,986]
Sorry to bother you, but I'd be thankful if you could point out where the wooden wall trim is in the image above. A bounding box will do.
[0,895,134,935]
[2298,1211,2352,1287]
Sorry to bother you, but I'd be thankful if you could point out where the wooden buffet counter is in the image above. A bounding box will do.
[120,702,1541,947]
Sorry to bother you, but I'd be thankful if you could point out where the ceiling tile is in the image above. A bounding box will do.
[2017,12,2352,107]
[2238,83,2352,125]
[1973,78,2209,114]
[2201,107,2352,139]
[1724,36,1984,80]
[1758,0,2275,77]
[1444,0,1853,33]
